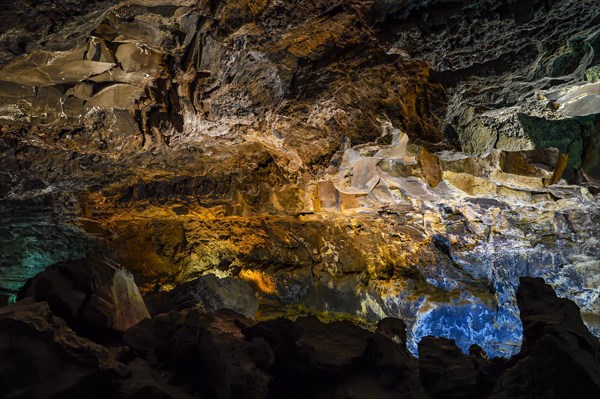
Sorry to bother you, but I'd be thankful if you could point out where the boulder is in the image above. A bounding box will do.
[491,277,600,398]
[370,317,414,368]
[123,307,272,399]
[145,274,258,318]
[243,315,423,398]
[119,358,194,399]
[3,276,600,399]
[294,316,372,368]
[0,299,123,399]
[18,253,150,336]
[418,337,487,399]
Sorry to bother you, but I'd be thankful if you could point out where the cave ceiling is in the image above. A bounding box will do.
[0,0,599,358]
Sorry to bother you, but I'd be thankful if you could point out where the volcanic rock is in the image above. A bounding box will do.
[17,253,150,337]
[1,276,600,398]
[0,0,600,380]
[145,273,259,318]
[418,337,489,398]
[123,307,273,399]
[0,299,123,399]
[119,358,195,399]
[491,277,600,398]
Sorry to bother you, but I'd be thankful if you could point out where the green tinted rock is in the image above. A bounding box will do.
[585,66,600,83]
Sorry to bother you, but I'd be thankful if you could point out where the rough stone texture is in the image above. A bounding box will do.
[119,357,195,399]
[491,277,600,398]
[145,273,259,318]
[17,253,150,336]
[0,299,123,399]
[123,307,273,399]
[418,337,488,399]
[82,142,600,357]
[1,277,598,398]
[0,0,599,362]
[0,195,96,303]
[392,0,600,174]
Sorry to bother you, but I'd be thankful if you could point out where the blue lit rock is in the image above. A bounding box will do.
[0,0,599,367]
[0,196,95,302]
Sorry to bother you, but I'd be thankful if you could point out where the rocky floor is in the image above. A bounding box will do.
[2,258,600,398]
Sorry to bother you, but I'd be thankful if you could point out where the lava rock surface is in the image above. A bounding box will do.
[2,273,600,398]
[1,0,600,371]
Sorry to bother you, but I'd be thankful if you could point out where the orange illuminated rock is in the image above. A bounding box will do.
[239,269,278,295]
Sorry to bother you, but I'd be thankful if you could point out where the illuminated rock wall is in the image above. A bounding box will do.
[0,0,599,358]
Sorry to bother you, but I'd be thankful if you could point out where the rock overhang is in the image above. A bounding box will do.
[0,0,599,361]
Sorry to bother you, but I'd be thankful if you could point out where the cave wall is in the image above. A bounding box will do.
[0,0,599,358]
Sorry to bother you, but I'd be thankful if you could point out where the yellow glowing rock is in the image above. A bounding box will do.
[550,153,569,185]
[270,185,306,214]
[499,149,559,181]
[239,269,278,295]
[442,171,497,195]
[314,181,339,211]
[419,146,443,187]
[492,171,546,191]
[339,192,360,212]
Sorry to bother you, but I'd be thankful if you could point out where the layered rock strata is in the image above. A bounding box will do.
[0,0,599,359]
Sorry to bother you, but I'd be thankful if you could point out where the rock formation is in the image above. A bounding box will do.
[145,273,259,317]
[18,253,150,337]
[2,273,600,398]
[0,0,599,387]
[0,299,124,399]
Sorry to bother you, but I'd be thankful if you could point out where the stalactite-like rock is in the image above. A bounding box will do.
[0,0,599,376]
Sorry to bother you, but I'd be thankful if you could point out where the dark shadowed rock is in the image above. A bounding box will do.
[17,253,150,337]
[418,336,488,398]
[368,317,413,368]
[243,315,424,399]
[22,178,49,191]
[294,316,372,368]
[0,299,123,399]
[145,273,258,318]
[1,277,599,398]
[119,358,194,399]
[123,307,272,399]
[491,277,600,398]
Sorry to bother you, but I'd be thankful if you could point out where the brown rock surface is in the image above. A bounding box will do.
[0,0,599,379]
[17,253,150,336]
